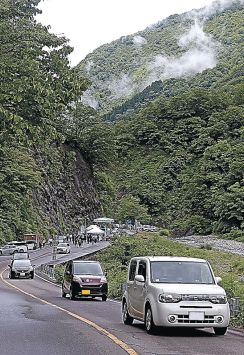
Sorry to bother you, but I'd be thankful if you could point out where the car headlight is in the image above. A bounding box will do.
[209,295,227,304]
[73,276,80,282]
[159,293,181,303]
[100,276,107,283]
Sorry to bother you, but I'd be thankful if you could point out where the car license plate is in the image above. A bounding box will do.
[189,311,204,321]
[82,290,90,295]
[20,272,25,277]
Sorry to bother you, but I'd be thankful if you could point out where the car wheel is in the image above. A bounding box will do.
[0,251,2,255]
[214,327,228,336]
[102,294,107,302]
[70,287,76,300]
[122,301,134,325]
[145,306,156,334]
[31,273,34,279]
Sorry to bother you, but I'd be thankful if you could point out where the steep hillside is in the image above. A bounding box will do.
[77,1,243,118]
[0,0,102,243]
[111,85,244,236]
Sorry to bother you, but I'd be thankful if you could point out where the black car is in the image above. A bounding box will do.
[9,259,34,279]
[62,260,108,301]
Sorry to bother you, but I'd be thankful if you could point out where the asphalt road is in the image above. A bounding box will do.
[0,248,243,355]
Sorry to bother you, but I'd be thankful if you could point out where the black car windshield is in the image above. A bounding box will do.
[13,260,31,267]
[73,262,103,276]
[150,261,214,284]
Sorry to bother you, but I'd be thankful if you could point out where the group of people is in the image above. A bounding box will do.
[71,234,99,246]
[46,233,101,248]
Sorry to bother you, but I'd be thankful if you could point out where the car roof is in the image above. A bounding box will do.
[130,256,207,263]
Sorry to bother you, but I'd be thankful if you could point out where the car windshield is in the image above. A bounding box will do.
[13,260,31,267]
[73,262,103,276]
[150,261,214,284]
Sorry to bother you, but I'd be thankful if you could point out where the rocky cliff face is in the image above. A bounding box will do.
[32,142,101,236]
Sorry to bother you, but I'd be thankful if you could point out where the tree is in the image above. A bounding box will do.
[0,0,87,137]
[115,195,150,224]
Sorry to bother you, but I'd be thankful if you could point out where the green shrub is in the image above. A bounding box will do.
[54,265,65,284]
[159,229,170,237]
[223,228,244,240]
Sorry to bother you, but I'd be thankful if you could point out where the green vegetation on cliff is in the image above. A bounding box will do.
[0,0,101,242]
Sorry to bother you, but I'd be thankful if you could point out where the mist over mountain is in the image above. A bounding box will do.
[77,0,243,118]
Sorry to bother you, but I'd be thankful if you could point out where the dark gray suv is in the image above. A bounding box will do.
[62,260,108,301]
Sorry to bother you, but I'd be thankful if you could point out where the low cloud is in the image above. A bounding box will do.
[108,74,136,100]
[82,0,242,107]
[146,19,217,83]
[80,90,99,109]
[133,35,147,47]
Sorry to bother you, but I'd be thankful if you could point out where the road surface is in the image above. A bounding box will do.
[0,248,243,355]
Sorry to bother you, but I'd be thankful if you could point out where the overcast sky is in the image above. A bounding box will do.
[37,0,215,66]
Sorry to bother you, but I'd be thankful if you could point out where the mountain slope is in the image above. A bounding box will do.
[77,1,243,119]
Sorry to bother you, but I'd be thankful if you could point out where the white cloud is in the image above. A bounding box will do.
[133,36,147,47]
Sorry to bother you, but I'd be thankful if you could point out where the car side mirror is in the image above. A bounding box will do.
[135,274,145,283]
[215,276,222,284]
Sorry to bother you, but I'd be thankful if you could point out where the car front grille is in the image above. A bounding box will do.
[177,315,215,324]
[82,284,102,289]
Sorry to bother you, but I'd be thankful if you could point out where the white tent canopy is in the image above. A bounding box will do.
[86,224,99,231]
[86,226,104,235]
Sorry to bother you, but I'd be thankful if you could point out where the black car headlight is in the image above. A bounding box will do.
[209,295,227,304]
[159,293,181,303]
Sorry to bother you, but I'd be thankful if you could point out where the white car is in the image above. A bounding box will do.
[57,242,71,254]
[0,244,18,255]
[122,256,230,335]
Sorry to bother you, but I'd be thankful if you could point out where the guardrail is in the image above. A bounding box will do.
[38,264,56,281]
[229,297,244,327]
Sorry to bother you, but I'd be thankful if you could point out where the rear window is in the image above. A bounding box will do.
[73,262,103,276]
[14,253,28,259]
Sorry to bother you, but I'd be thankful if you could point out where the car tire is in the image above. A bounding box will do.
[214,327,228,335]
[10,272,15,279]
[122,301,134,325]
[102,294,107,302]
[145,306,156,334]
[0,251,2,255]
[70,287,76,300]
[31,273,34,279]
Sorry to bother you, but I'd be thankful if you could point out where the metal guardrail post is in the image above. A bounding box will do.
[229,297,240,317]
